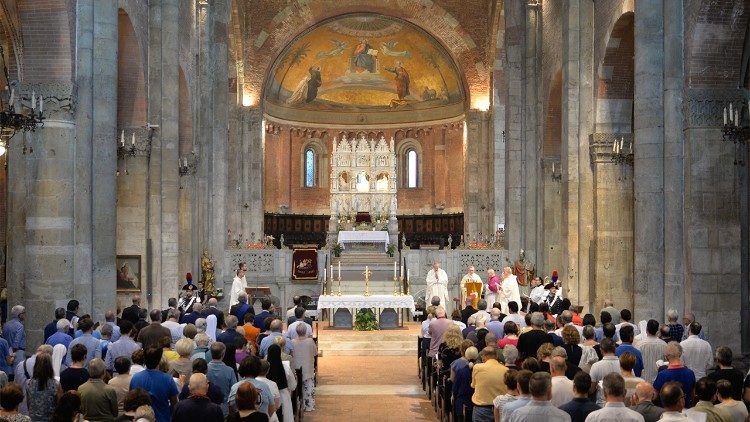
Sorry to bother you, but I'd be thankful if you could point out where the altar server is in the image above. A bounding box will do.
[425,260,451,312]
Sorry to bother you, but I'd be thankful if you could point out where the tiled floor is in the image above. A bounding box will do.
[304,330,438,421]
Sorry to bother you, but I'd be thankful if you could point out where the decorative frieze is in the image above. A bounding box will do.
[686,87,748,128]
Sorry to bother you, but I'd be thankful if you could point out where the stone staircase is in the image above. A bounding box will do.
[317,324,419,356]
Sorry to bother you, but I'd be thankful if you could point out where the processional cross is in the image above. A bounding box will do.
[362,266,372,296]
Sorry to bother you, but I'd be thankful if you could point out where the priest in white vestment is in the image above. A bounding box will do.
[460,265,483,309]
[498,267,521,314]
[229,268,248,307]
[425,260,450,311]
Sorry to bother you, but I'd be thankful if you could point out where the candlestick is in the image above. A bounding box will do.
[552,162,555,174]
[724,106,728,125]
[612,140,616,153]
[39,97,43,113]
[330,264,333,283]
[338,261,341,280]
[393,261,397,279]
[336,270,342,296]
[400,265,404,279]
[120,130,125,147]
[132,132,136,146]
[619,137,624,152]
[322,268,327,296]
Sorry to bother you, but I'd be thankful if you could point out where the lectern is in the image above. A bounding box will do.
[245,287,271,306]
[464,281,483,309]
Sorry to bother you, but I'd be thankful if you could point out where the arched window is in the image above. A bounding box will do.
[304,148,315,187]
[406,149,418,188]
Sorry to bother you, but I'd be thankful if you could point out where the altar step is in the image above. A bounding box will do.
[317,327,418,356]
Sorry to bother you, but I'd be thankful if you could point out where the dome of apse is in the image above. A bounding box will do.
[263,13,466,126]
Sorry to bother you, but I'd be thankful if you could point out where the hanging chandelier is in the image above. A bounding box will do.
[0,44,44,157]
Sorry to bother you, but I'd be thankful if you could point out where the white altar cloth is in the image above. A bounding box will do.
[337,230,390,251]
[317,294,415,313]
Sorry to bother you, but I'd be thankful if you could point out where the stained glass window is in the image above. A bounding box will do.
[305,148,315,187]
[407,149,417,188]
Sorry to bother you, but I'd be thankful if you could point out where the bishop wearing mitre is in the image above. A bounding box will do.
[425,260,450,312]
[460,265,483,310]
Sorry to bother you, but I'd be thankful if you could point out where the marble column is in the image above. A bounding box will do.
[633,0,665,321]
[7,84,78,348]
[590,134,634,314]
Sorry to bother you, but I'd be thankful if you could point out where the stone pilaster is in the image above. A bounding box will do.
[633,0,665,321]
[590,133,634,315]
[540,157,562,276]
[523,2,541,267]
[7,83,78,348]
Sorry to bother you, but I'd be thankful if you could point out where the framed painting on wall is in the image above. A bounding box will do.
[116,255,141,292]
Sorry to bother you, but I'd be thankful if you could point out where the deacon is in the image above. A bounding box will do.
[425,260,450,312]
[178,273,200,314]
[229,265,248,307]
[460,265,483,310]
[499,266,521,315]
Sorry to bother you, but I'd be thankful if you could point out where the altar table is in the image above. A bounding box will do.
[337,230,390,252]
[317,294,415,327]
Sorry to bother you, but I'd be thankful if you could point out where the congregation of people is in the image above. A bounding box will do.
[421,265,750,422]
[0,271,318,422]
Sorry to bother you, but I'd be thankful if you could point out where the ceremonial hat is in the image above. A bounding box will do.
[551,270,559,283]
[185,272,193,281]
[544,283,556,290]
[182,283,197,291]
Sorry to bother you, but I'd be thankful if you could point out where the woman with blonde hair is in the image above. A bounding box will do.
[438,324,463,374]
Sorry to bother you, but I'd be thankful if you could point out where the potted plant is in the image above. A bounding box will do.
[354,308,379,331]
[332,243,343,257]
[386,244,396,257]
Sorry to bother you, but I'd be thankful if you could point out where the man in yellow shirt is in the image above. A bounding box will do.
[471,346,508,421]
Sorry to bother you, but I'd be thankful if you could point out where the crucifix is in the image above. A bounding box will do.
[362,266,372,296]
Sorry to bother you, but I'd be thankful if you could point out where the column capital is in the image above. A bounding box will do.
[686,87,748,128]
[16,81,77,121]
[589,132,633,164]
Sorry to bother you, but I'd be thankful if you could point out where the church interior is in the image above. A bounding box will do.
[0,0,749,420]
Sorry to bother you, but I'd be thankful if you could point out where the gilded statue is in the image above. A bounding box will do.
[201,249,216,296]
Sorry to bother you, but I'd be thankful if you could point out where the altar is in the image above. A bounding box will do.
[337,230,390,252]
[317,294,415,328]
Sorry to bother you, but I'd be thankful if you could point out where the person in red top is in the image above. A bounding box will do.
[497,321,519,349]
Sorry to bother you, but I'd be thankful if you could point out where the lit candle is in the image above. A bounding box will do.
[393,262,397,278]
[552,162,555,174]
[39,97,43,113]
[338,261,341,279]
[612,140,616,153]
[400,265,404,278]
[330,264,333,282]
[619,137,624,152]
[724,106,728,125]
[629,139,633,154]
[30,91,35,110]
[120,130,125,146]
[730,102,734,118]
[132,132,136,146]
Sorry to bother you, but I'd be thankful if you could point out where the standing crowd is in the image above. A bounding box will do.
[422,283,750,422]
[0,285,317,422]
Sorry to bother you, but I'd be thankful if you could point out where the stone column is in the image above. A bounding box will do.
[7,84,77,348]
[633,0,665,321]
[242,107,264,239]
[523,2,540,265]
[504,0,524,252]
[464,110,493,236]
[662,0,686,318]
[590,134,634,314]
[561,0,595,307]
[540,158,563,275]
[91,1,118,320]
[207,0,231,284]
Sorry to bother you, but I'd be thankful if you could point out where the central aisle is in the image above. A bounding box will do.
[306,324,438,421]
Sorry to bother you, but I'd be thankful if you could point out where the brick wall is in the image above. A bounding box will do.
[597,12,634,100]
[18,0,73,82]
[685,0,749,88]
[117,11,146,127]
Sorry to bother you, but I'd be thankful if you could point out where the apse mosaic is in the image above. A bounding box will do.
[264,13,465,112]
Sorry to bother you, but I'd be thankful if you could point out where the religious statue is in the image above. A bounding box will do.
[447,234,453,249]
[200,249,216,296]
[513,249,535,296]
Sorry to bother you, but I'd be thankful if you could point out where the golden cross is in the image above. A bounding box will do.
[362,266,372,281]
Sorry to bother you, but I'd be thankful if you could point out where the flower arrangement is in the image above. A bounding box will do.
[467,242,490,250]
[332,243,343,257]
[354,308,379,331]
